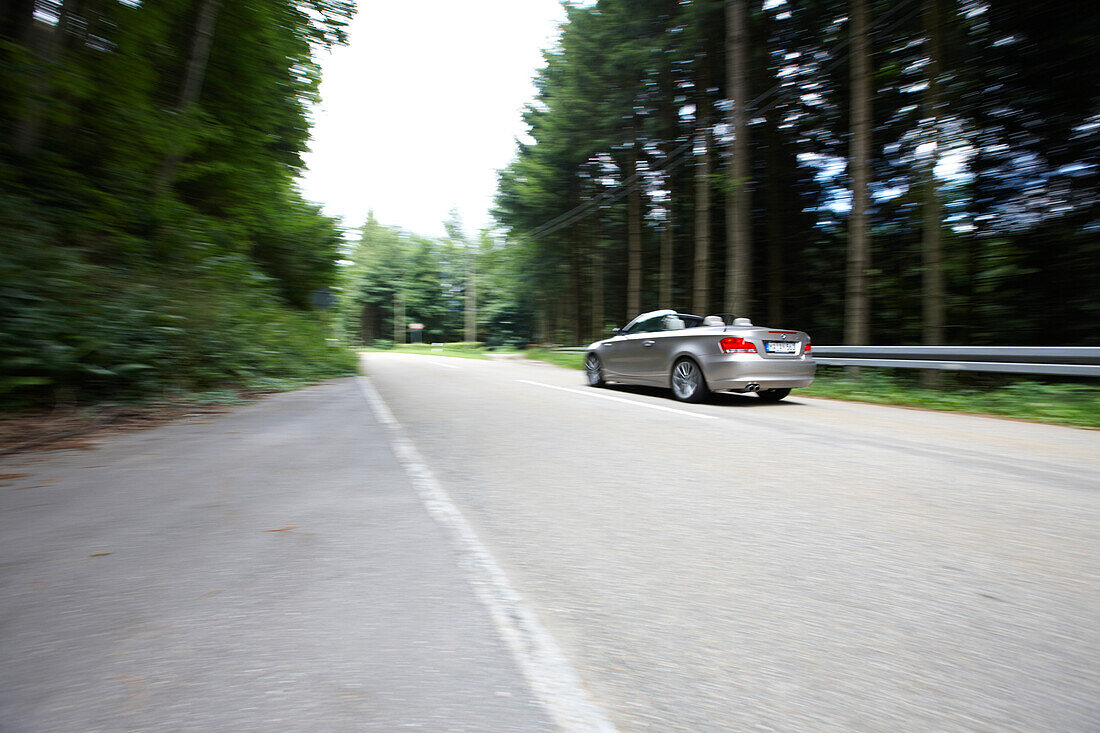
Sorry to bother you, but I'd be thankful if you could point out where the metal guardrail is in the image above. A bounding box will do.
[555,345,1100,377]
[811,346,1100,377]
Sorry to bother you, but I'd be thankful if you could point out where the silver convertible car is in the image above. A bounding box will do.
[584,310,815,403]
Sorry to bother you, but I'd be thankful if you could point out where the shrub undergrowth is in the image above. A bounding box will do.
[1,230,356,409]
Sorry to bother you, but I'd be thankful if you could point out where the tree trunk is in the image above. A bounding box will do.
[1,0,37,46]
[693,103,712,314]
[393,294,404,344]
[660,219,673,308]
[11,0,77,155]
[540,294,550,344]
[361,303,374,343]
[963,234,976,344]
[845,0,872,346]
[465,247,477,343]
[552,286,565,343]
[766,117,784,325]
[570,223,583,344]
[660,31,677,310]
[921,0,944,385]
[627,144,643,318]
[592,235,604,338]
[154,0,221,194]
[725,0,751,315]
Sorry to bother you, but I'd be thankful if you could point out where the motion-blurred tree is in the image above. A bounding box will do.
[0,0,357,405]
[494,0,1097,348]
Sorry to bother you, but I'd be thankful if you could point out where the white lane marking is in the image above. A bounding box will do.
[517,380,719,420]
[356,377,618,733]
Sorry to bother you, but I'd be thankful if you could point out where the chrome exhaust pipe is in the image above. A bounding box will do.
[745,383,760,392]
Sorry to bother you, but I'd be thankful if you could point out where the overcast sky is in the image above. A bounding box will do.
[300,1,568,240]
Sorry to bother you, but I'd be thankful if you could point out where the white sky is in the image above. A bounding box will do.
[300,0,568,239]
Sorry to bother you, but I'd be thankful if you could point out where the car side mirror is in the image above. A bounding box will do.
[611,327,621,334]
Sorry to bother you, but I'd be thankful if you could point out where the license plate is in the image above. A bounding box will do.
[764,341,798,354]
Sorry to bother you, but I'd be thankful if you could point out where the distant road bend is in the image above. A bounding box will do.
[365,351,1099,732]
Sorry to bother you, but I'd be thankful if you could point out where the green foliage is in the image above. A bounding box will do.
[338,215,535,348]
[0,0,358,408]
[0,204,355,407]
[493,0,1098,348]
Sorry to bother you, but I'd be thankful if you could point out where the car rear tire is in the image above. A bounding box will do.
[585,353,605,387]
[671,358,709,403]
[756,388,791,403]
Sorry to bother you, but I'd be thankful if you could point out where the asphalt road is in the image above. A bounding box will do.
[0,379,556,732]
[3,355,1098,732]
[363,352,1100,732]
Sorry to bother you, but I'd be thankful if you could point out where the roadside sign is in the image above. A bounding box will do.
[408,322,424,330]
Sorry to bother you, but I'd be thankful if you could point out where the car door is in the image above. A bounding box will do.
[595,334,627,377]
[612,315,667,380]
[636,316,688,383]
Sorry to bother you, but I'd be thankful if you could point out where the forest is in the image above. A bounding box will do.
[343,0,1097,350]
[494,0,1098,347]
[3,1,1097,408]
[0,0,357,407]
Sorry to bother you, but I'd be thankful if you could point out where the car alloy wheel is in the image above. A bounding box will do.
[585,354,605,387]
[671,358,709,403]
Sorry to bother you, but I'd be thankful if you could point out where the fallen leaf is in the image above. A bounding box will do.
[197,589,223,600]
[90,550,113,557]
[0,473,29,484]
[264,524,297,532]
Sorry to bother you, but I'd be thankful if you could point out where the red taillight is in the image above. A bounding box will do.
[804,340,812,353]
[720,337,757,353]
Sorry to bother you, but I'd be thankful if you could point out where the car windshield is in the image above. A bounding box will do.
[621,312,705,334]
[622,315,667,334]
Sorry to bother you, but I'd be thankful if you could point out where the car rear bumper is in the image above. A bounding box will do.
[698,354,816,391]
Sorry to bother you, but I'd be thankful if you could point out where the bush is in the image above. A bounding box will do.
[0,232,356,408]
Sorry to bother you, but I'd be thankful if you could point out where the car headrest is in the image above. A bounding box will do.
[702,315,725,326]
[665,316,685,330]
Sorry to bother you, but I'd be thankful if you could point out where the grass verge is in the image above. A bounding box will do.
[802,368,1100,428]
[524,348,586,370]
